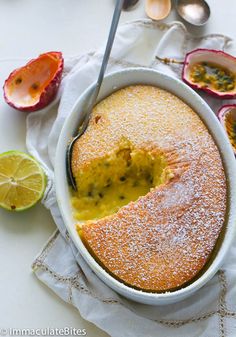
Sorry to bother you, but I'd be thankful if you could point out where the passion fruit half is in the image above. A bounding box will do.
[218,104,236,155]
[182,49,236,99]
[3,51,63,112]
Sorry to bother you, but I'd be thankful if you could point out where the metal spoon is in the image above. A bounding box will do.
[122,0,139,10]
[146,0,171,21]
[66,0,124,190]
[176,0,210,26]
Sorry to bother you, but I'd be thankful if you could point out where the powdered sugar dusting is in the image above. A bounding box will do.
[74,85,227,292]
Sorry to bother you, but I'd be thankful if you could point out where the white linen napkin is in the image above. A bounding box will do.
[27,19,236,337]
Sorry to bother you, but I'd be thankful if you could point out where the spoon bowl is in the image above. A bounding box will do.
[145,0,171,21]
[176,0,210,26]
[122,0,139,10]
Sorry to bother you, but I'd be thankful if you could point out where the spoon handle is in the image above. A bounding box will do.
[80,0,124,133]
[66,0,124,190]
[96,0,124,96]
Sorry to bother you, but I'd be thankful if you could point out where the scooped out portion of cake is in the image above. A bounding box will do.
[71,85,227,292]
[71,138,173,221]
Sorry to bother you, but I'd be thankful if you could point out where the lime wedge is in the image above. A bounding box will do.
[0,151,47,211]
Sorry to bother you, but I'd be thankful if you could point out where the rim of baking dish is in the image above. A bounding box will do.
[55,68,236,305]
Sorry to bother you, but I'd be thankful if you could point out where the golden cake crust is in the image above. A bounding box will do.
[72,85,227,292]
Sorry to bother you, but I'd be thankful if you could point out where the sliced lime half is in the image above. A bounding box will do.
[0,151,46,211]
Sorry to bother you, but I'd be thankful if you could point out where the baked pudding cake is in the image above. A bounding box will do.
[71,85,227,292]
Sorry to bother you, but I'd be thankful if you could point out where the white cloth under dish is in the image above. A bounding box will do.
[27,20,236,337]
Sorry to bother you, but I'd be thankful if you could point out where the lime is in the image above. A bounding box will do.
[0,151,46,211]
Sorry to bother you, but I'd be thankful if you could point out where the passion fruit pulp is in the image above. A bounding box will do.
[182,49,236,99]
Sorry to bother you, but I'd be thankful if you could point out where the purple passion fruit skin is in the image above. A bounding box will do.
[182,49,236,99]
[3,51,64,112]
[218,104,236,155]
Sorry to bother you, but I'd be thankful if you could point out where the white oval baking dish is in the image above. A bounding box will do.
[55,68,236,305]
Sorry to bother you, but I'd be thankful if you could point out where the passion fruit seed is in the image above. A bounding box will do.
[95,115,102,124]
[15,78,22,85]
[87,190,93,197]
[190,62,235,92]
[227,84,234,90]
[31,82,40,90]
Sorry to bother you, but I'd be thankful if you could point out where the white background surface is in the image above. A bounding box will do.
[0,1,235,336]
